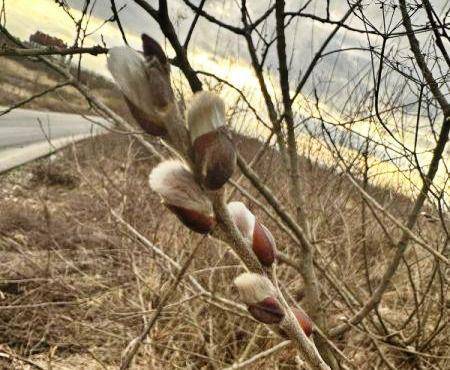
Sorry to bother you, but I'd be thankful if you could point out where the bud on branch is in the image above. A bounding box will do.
[107,34,174,136]
[228,202,277,267]
[279,307,314,338]
[292,308,313,337]
[187,91,236,190]
[149,160,215,234]
[234,273,284,324]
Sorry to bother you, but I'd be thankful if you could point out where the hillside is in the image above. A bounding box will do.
[0,33,125,117]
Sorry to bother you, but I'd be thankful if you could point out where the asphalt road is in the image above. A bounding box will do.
[0,107,110,172]
[0,107,107,149]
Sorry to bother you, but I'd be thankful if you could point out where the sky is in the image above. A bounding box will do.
[2,1,396,81]
[5,0,447,98]
[3,0,449,200]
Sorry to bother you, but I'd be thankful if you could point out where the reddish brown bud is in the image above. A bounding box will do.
[149,160,214,234]
[248,296,284,324]
[292,308,313,337]
[193,129,236,190]
[166,204,216,234]
[252,222,276,267]
[188,92,236,190]
[278,308,313,338]
[227,202,276,267]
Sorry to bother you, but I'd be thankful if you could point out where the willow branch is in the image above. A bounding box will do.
[0,45,108,57]
[399,0,450,115]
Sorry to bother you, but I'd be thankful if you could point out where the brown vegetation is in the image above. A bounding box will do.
[0,131,445,369]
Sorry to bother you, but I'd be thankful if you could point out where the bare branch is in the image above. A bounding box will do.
[110,0,129,46]
[0,45,108,57]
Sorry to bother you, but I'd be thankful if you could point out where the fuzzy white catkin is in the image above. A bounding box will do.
[234,272,276,305]
[227,201,256,241]
[107,47,154,118]
[149,160,213,216]
[187,91,226,140]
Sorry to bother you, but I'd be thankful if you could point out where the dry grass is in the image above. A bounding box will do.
[0,131,447,369]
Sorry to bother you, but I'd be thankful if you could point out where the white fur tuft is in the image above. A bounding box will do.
[187,91,226,140]
[234,272,276,305]
[107,47,155,118]
[227,201,255,241]
[149,160,212,215]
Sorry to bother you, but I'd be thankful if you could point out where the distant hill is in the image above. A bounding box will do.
[0,33,126,117]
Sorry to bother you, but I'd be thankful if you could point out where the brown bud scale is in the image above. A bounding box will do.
[142,33,169,73]
[252,222,276,266]
[292,308,313,337]
[247,297,284,324]
[166,204,215,234]
[145,67,173,109]
[193,128,236,190]
[125,97,166,136]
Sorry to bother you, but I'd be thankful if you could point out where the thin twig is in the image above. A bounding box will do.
[119,236,205,370]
